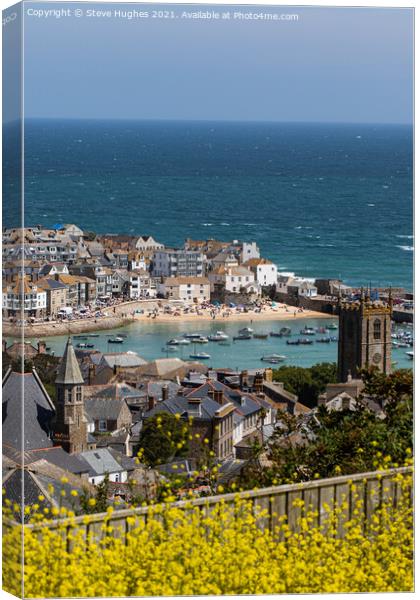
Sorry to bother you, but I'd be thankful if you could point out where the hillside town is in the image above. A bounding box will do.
[2,223,413,328]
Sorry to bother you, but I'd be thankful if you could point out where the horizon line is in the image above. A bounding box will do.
[5,116,413,127]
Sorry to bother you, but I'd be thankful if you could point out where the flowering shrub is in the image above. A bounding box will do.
[3,470,413,597]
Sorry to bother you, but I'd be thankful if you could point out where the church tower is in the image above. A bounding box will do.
[337,290,392,383]
[53,337,88,454]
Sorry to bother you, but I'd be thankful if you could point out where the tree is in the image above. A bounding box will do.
[138,413,191,467]
[240,368,413,488]
[271,362,337,407]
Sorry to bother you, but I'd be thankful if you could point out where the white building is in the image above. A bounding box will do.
[152,249,205,278]
[2,276,47,319]
[135,235,164,252]
[243,258,278,287]
[157,277,210,303]
[208,266,257,294]
[128,270,157,299]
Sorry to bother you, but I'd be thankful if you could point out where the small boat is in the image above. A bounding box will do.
[300,327,316,335]
[208,331,229,342]
[162,346,178,353]
[297,338,314,345]
[238,327,253,335]
[108,337,124,344]
[316,327,327,334]
[88,334,100,338]
[253,333,268,339]
[183,333,204,339]
[233,334,252,341]
[316,337,331,343]
[329,336,338,342]
[406,351,414,360]
[286,340,300,346]
[261,354,286,363]
[77,343,87,348]
[280,327,292,336]
[178,338,191,345]
[269,332,283,338]
[326,323,338,330]
[194,336,209,344]
[190,352,211,360]
[74,335,88,340]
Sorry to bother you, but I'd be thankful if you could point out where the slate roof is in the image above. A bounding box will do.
[76,448,127,477]
[55,338,84,385]
[85,397,128,421]
[145,393,228,422]
[100,352,147,369]
[2,369,55,451]
[185,380,270,417]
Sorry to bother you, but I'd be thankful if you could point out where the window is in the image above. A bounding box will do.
[98,420,107,432]
[374,319,381,340]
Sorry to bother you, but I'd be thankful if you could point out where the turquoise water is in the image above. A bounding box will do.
[3,120,412,290]
[24,317,412,371]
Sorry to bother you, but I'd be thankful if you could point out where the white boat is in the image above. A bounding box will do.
[108,337,124,344]
[238,327,253,335]
[183,333,203,339]
[208,331,229,342]
[190,352,211,360]
[166,338,191,346]
[261,354,286,363]
[406,351,414,360]
[194,336,209,344]
[178,338,191,345]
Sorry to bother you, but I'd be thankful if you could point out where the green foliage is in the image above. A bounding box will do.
[272,362,337,407]
[80,474,110,514]
[138,413,190,467]
[241,368,413,488]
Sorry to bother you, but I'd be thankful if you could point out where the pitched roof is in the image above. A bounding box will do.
[76,448,126,477]
[2,368,55,451]
[55,338,84,385]
[162,277,210,286]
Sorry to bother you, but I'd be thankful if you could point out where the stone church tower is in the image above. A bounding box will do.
[337,290,392,383]
[53,337,89,454]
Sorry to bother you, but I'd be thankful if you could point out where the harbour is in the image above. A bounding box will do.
[21,317,413,371]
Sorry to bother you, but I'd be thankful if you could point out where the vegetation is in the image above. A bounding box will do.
[138,413,192,466]
[272,362,337,407]
[3,470,413,596]
[242,368,413,488]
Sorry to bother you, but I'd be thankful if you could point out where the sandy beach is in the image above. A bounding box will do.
[3,300,334,339]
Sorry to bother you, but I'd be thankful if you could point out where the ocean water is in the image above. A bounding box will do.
[4,119,413,289]
[23,317,412,371]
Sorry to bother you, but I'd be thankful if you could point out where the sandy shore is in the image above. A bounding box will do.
[3,301,335,339]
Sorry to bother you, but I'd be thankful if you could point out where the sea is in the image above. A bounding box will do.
[3,119,414,367]
[3,119,413,290]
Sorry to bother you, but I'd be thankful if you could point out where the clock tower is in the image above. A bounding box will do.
[337,290,392,382]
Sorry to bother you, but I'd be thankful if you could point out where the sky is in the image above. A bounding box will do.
[4,2,415,123]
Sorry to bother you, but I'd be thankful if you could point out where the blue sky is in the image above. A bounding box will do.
[16,2,414,123]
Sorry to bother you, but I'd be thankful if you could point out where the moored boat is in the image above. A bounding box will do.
[208,331,229,342]
[108,337,124,344]
[261,354,286,363]
[233,334,252,341]
[238,327,253,335]
[190,352,211,360]
[253,333,268,339]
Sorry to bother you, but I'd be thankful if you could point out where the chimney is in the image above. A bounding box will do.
[54,273,60,281]
[347,370,353,383]
[254,372,264,394]
[214,389,224,405]
[264,368,273,383]
[37,340,46,354]
[88,364,96,385]
[148,396,157,411]
[240,370,248,390]
[177,388,185,396]
[162,384,169,402]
